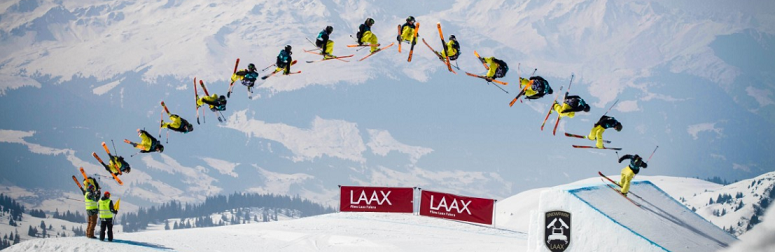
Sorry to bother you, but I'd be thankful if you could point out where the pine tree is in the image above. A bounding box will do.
[164,220,169,230]
[14,232,19,244]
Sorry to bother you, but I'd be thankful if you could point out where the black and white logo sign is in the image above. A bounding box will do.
[545,211,571,252]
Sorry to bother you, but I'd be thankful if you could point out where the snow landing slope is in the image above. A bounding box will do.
[527,181,738,252]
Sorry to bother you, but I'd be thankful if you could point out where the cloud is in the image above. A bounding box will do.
[686,122,724,140]
[350,166,513,199]
[732,163,752,173]
[223,110,367,163]
[746,86,774,108]
[366,129,433,164]
[200,157,239,178]
[710,153,727,161]
[615,100,640,112]
[92,79,122,96]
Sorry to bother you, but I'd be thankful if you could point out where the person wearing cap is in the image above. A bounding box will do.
[98,191,118,241]
[357,18,379,53]
[617,154,648,196]
[440,35,461,61]
[398,16,417,45]
[316,26,335,58]
[126,129,164,153]
[231,63,260,88]
[553,92,590,118]
[81,184,99,238]
[586,115,623,149]
[275,45,293,75]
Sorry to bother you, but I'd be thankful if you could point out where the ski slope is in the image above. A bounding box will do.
[7,177,751,252]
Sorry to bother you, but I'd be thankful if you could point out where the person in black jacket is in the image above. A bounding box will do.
[520,76,553,100]
[618,154,648,196]
[316,26,335,58]
[587,115,622,148]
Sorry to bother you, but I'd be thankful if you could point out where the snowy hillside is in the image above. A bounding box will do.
[5,175,773,252]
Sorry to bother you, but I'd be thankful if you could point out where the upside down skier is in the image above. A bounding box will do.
[125,129,164,154]
[197,93,227,112]
[519,76,553,100]
[553,92,590,118]
[440,35,461,61]
[161,112,194,134]
[617,154,648,196]
[478,56,508,81]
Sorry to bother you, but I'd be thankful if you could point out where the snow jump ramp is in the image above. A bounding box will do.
[526,181,737,252]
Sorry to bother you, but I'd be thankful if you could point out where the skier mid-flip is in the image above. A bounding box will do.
[125,129,164,154]
[197,93,227,112]
[397,16,418,46]
[357,18,380,53]
[440,35,460,61]
[519,76,553,100]
[275,45,293,75]
[586,115,622,149]
[231,63,259,90]
[161,102,194,134]
[553,92,590,118]
[479,55,509,82]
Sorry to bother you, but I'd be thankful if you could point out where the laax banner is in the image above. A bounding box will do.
[545,210,571,252]
[419,190,495,225]
[339,186,414,213]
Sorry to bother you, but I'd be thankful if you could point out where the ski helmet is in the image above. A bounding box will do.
[449,35,456,41]
[582,104,590,112]
[406,16,415,22]
[366,18,375,26]
[325,26,333,34]
[248,63,256,72]
[125,167,131,173]
[614,123,623,132]
[157,144,164,153]
[285,45,292,52]
[104,191,110,198]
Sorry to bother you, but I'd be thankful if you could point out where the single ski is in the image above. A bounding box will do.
[347,44,380,48]
[565,132,611,143]
[473,50,489,70]
[465,72,508,85]
[598,171,641,207]
[358,43,395,61]
[101,142,121,175]
[541,86,564,131]
[552,75,575,135]
[508,63,531,107]
[72,175,83,190]
[226,58,240,98]
[572,145,621,151]
[160,101,171,140]
[421,38,457,74]
[407,22,420,62]
[304,54,354,63]
[194,77,201,124]
[80,167,88,180]
[604,183,640,207]
[436,22,454,72]
[397,25,402,53]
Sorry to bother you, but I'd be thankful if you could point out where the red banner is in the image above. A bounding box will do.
[339,186,414,213]
[419,190,495,225]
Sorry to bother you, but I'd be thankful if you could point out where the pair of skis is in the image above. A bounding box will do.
[71,167,91,190]
[508,67,538,107]
[397,22,420,62]
[465,51,508,91]
[540,75,574,136]
[91,142,123,185]
[194,78,225,124]
[347,43,395,61]
[598,171,641,207]
[303,38,355,63]
[420,22,457,73]
[261,60,300,80]
[226,58,241,98]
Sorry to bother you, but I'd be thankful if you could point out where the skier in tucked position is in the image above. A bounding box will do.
[478,56,509,81]
[275,45,293,75]
[161,112,194,134]
[316,26,335,58]
[440,35,461,61]
[197,93,227,111]
[230,63,259,90]
[98,191,118,242]
[519,76,553,100]
[126,129,164,154]
[617,154,648,196]
[553,93,590,118]
[397,16,418,45]
[586,115,622,149]
[357,18,379,53]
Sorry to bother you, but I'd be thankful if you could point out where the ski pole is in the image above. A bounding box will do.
[110,140,119,155]
[487,81,508,93]
[129,151,141,158]
[260,63,275,72]
[615,151,620,160]
[602,99,620,117]
[531,68,537,76]
[647,145,659,162]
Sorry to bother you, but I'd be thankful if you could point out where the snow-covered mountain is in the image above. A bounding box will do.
[1,0,774,244]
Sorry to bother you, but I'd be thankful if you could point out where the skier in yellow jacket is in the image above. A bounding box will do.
[357,18,379,53]
[398,16,418,45]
